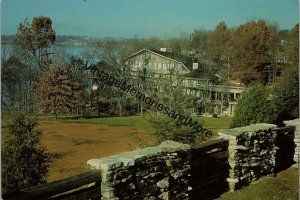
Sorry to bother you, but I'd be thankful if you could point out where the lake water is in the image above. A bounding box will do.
[1,43,100,107]
[1,43,99,59]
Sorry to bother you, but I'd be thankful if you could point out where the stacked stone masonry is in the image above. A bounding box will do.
[88,140,191,200]
[284,118,300,163]
[87,123,296,199]
[218,123,296,191]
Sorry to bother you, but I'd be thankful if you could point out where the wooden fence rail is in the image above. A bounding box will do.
[189,138,230,200]
[3,170,102,200]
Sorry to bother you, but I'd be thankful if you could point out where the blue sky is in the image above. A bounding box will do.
[1,0,299,38]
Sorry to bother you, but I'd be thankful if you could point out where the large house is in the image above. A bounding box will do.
[87,48,245,116]
[124,49,191,77]
[123,49,245,116]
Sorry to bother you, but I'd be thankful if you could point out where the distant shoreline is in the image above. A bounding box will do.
[1,41,96,46]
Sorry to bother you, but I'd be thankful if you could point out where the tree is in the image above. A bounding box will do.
[206,22,232,115]
[146,66,201,144]
[63,56,91,115]
[10,17,56,112]
[207,22,231,65]
[286,23,299,64]
[163,33,190,54]
[143,37,164,51]
[1,41,12,63]
[231,83,277,128]
[273,65,299,125]
[191,28,210,54]
[2,113,48,194]
[35,64,78,119]
[90,61,120,116]
[99,40,133,116]
[1,56,30,111]
[146,114,198,144]
[133,52,156,115]
[14,17,56,69]
[231,20,277,85]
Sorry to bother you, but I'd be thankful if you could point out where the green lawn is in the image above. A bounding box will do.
[62,115,150,127]
[195,116,232,134]
[36,114,233,135]
[219,166,299,200]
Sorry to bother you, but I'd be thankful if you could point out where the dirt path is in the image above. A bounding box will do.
[39,121,154,181]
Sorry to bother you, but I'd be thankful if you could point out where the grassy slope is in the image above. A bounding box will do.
[38,114,233,135]
[219,166,299,200]
[196,116,232,134]
[38,115,150,126]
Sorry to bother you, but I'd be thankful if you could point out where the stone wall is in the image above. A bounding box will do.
[284,118,300,163]
[87,123,296,199]
[218,123,296,191]
[87,141,191,200]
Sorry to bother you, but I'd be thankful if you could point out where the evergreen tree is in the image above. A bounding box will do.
[231,83,277,127]
[273,65,299,125]
[2,113,48,194]
[146,67,201,144]
[1,56,30,110]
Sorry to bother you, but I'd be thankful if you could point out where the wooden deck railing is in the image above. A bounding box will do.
[3,170,101,200]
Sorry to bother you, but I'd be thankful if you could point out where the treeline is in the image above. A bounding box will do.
[2,34,96,45]
[1,16,299,119]
[89,20,298,87]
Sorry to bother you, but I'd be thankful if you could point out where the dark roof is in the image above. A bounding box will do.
[181,62,220,84]
[150,50,196,71]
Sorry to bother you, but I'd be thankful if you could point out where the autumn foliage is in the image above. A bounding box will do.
[35,65,79,119]
[230,20,277,85]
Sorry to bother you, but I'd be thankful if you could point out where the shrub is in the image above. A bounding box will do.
[231,83,277,127]
[1,113,49,194]
[145,112,208,145]
[146,113,196,144]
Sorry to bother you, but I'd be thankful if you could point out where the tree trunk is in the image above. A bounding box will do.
[221,90,224,116]
[119,94,123,116]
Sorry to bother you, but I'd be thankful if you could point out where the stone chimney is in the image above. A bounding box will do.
[160,48,167,52]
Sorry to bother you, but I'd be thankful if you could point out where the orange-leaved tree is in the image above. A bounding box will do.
[231,20,277,85]
[35,64,78,119]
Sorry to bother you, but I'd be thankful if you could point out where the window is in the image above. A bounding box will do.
[158,63,162,70]
[163,63,168,70]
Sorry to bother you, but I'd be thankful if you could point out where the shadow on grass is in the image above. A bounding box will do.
[63,115,122,120]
